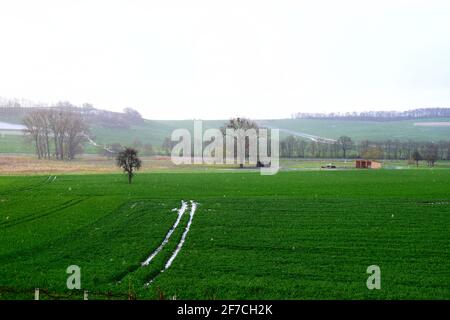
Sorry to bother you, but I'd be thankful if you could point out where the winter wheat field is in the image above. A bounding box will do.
[0,169,449,299]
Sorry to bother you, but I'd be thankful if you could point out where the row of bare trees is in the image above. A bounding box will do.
[23,109,88,160]
[280,135,449,164]
[292,108,450,121]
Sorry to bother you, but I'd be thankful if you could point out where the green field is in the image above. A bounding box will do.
[0,169,449,299]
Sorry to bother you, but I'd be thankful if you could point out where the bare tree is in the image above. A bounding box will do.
[423,143,438,167]
[337,136,353,159]
[65,112,89,160]
[23,107,88,160]
[362,146,384,160]
[47,109,62,159]
[411,150,422,167]
[116,147,142,184]
[447,142,450,160]
[222,118,259,168]
[39,109,52,159]
[23,110,43,159]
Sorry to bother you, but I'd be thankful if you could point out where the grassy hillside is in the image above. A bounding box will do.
[262,118,450,141]
[0,169,449,299]
[89,119,226,147]
[1,117,449,154]
[88,117,450,149]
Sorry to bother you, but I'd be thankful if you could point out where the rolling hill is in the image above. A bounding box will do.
[1,113,449,154]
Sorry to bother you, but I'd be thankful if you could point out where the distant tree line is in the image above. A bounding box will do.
[81,104,144,128]
[157,119,449,168]
[0,98,144,129]
[291,108,450,121]
[23,109,88,160]
[279,135,449,166]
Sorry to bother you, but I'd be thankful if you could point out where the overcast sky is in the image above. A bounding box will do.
[1,0,450,119]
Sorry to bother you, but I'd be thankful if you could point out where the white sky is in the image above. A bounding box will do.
[1,0,450,120]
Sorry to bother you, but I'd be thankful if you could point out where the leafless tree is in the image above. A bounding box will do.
[23,107,88,160]
[222,118,259,168]
[423,143,439,167]
[337,136,353,159]
[116,147,142,184]
[65,112,89,160]
[411,150,422,167]
[23,110,43,159]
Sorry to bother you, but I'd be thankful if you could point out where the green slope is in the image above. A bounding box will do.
[88,117,450,148]
[89,119,226,147]
[261,118,450,142]
[1,117,449,154]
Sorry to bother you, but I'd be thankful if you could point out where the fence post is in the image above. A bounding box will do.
[84,290,88,300]
[35,288,39,300]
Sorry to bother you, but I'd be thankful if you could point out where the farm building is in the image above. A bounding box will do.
[355,160,382,169]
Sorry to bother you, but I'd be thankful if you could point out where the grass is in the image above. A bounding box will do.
[89,120,227,149]
[0,169,449,299]
[0,134,33,154]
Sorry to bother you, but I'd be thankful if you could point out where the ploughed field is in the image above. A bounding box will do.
[0,170,449,299]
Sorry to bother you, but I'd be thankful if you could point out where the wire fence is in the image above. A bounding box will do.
[0,286,137,300]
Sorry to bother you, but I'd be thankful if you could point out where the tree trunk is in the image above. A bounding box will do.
[35,135,41,159]
[46,134,51,159]
[54,135,59,160]
[59,138,64,160]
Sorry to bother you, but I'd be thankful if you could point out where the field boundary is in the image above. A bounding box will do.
[0,286,136,300]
